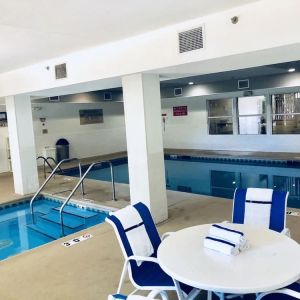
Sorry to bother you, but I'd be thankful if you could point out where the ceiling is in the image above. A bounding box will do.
[0,0,260,74]
[161,61,300,88]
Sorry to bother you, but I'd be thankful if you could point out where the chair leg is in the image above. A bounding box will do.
[148,290,169,300]
[207,291,212,300]
[214,292,225,300]
[117,260,129,294]
[173,279,186,300]
[188,288,201,300]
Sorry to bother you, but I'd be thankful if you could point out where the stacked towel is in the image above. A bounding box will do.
[204,224,249,256]
[209,224,249,251]
[204,236,240,256]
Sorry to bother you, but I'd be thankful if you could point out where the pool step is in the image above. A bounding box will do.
[53,206,98,219]
[34,203,57,215]
[27,224,60,240]
[40,211,85,229]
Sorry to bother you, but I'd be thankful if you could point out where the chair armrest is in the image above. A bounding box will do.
[127,255,159,264]
[281,227,291,237]
[161,232,174,240]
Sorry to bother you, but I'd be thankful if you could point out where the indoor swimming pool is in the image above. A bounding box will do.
[0,196,109,260]
[63,155,300,208]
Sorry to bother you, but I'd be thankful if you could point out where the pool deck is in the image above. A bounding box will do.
[0,149,300,299]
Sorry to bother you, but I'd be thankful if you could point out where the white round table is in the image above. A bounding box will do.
[157,224,300,295]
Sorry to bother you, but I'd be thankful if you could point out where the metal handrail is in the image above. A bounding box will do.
[46,157,63,174]
[59,160,116,236]
[30,158,84,223]
[37,156,54,179]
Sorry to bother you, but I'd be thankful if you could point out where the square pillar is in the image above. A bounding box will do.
[6,95,39,195]
[122,73,167,223]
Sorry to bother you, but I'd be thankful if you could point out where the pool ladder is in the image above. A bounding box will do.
[36,156,63,179]
[30,159,116,237]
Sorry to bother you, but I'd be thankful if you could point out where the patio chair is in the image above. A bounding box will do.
[256,282,300,299]
[108,289,168,299]
[232,188,290,236]
[106,202,199,300]
[217,188,290,300]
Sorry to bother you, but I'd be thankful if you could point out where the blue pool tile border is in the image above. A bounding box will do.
[0,195,110,216]
[58,155,300,175]
[163,154,300,168]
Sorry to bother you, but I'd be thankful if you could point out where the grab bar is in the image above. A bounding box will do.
[46,157,63,174]
[30,158,84,223]
[37,156,54,179]
[59,160,116,236]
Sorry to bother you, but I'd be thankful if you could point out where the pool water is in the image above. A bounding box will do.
[0,197,109,260]
[64,156,300,208]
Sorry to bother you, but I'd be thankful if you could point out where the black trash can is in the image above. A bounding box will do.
[55,138,70,162]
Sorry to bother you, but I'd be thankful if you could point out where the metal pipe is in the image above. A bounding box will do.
[59,162,101,236]
[30,158,80,224]
[36,156,54,179]
[109,161,116,201]
[59,160,116,236]
[79,162,85,196]
[46,157,63,173]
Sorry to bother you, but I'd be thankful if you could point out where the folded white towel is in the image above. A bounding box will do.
[110,206,143,230]
[204,236,240,256]
[110,206,154,264]
[244,188,273,229]
[209,224,249,251]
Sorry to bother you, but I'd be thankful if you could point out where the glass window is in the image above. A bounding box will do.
[207,99,233,135]
[238,96,266,135]
[272,93,300,134]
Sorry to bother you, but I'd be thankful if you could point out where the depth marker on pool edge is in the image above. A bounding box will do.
[286,211,300,217]
[62,233,93,248]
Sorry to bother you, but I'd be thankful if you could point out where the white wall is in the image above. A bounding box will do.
[0,127,9,173]
[161,92,300,153]
[1,0,300,97]
[32,101,126,161]
[0,104,9,173]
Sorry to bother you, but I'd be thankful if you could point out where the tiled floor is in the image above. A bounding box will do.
[0,150,299,299]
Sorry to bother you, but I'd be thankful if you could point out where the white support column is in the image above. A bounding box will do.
[5,95,39,195]
[122,73,168,223]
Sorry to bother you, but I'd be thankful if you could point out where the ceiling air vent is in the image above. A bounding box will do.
[238,79,249,90]
[49,96,60,102]
[55,63,67,79]
[178,26,204,53]
[104,92,112,101]
[174,87,183,97]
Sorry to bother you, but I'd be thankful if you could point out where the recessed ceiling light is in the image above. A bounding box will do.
[288,68,296,72]
[188,82,194,85]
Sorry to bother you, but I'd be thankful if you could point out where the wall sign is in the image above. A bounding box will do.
[79,109,103,125]
[173,106,188,116]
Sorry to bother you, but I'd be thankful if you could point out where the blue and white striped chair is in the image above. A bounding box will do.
[106,202,198,300]
[108,290,168,299]
[256,282,300,299]
[232,188,290,235]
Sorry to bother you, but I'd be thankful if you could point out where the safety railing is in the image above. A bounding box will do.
[59,160,116,236]
[37,156,53,179]
[47,157,63,172]
[30,158,84,223]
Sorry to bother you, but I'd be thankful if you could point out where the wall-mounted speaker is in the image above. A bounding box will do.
[104,92,112,101]
[174,88,183,97]
[49,96,60,102]
[238,79,249,89]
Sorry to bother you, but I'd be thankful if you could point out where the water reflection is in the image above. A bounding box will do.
[165,160,300,208]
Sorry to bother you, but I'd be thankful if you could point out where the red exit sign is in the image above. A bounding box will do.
[173,106,188,116]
